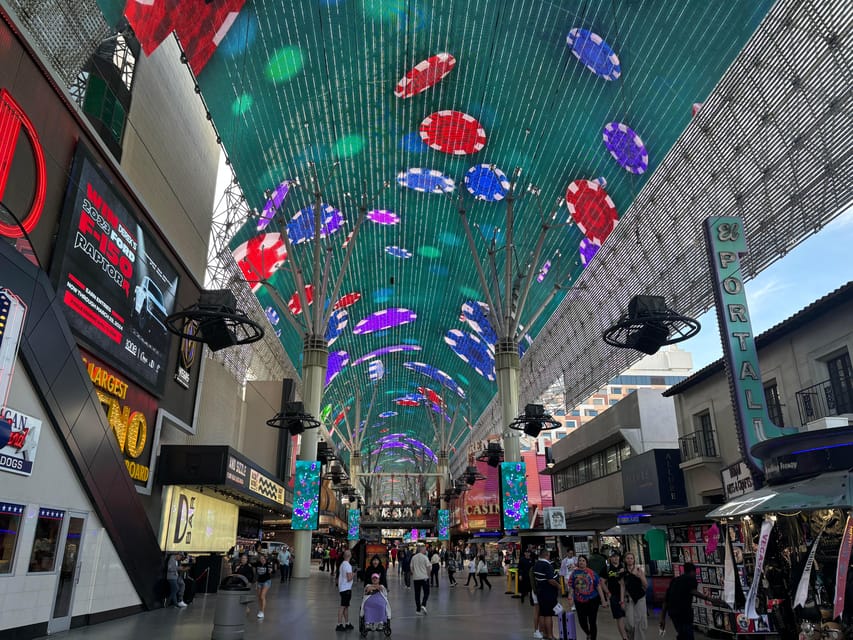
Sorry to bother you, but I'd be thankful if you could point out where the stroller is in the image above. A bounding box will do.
[359,588,392,638]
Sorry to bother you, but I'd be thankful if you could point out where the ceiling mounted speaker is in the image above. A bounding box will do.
[166,289,264,352]
[603,295,700,355]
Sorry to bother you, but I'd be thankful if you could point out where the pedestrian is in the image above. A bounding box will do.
[165,553,186,608]
[401,548,413,589]
[280,545,292,583]
[330,546,339,582]
[623,552,648,640]
[323,546,331,572]
[560,548,577,595]
[529,550,543,639]
[605,550,629,640]
[254,554,274,619]
[465,552,478,587]
[366,554,388,588]
[446,553,458,586]
[533,549,561,640]
[660,562,727,640]
[411,544,432,614]
[587,547,608,578]
[518,548,534,604]
[566,555,607,640]
[233,553,255,615]
[477,554,492,590]
[430,547,442,587]
[336,550,355,631]
[390,545,398,568]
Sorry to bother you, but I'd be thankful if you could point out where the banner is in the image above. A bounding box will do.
[724,525,737,608]
[834,516,853,619]
[745,519,774,619]
[0,406,42,476]
[794,521,827,608]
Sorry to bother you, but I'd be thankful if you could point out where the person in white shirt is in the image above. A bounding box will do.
[410,544,432,614]
[560,548,578,597]
[336,550,355,631]
[430,549,442,587]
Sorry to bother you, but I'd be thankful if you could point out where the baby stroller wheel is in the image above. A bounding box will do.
[384,620,392,636]
[359,616,367,638]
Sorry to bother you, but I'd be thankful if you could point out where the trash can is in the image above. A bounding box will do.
[211,575,253,640]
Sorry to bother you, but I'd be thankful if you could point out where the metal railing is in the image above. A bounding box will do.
[796,379,853,425]
[679,429,718,462]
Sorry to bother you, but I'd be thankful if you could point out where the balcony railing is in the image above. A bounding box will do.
[796,378,853,425]
[679,429,718,462]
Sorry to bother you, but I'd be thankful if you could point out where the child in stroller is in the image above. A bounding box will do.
[360,573,392,637]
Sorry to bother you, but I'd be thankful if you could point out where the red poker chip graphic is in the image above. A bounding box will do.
[287,284,314,315]
[394,52,456,99]
[564,179,619,245]
[334,292,362,310]
[419,111,486,155]
[232,233,288,292]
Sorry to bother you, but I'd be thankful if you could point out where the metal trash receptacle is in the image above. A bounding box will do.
[211,575,254,640]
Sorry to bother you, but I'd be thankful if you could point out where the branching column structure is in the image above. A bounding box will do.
[458,171,568,462]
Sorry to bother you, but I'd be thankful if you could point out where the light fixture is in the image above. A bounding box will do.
[603,295,700,355]
[476,442,505,468]
[266,401,320,436]
[166,289,264,351]
[508,404,560,439]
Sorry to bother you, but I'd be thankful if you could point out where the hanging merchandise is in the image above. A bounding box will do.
[745,519,774,619]
[723,524,745,610]
[832,515,852,619]
[706,523,721,555]
[793,520,828,608]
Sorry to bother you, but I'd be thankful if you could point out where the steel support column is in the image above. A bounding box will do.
[496,339,521,462]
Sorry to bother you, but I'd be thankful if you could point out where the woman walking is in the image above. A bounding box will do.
[566,555,607,640]
[465,554,478,587]
[477,555,492,590]
[254,554,274,619]
[623,553,648,640]
[446,554,458,586]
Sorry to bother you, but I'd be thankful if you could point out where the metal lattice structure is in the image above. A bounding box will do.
[456,0,853,476]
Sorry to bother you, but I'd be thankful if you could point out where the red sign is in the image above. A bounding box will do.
[0,89,46,237]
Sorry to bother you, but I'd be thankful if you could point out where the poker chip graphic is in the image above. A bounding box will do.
[265,306,280,325]
[257,181,291,231]
[369,361,385,382]
[287,284,314,315]
[385,246,413,259]
[351,344,422,366]
[536,259,552,282]
[396,168,456,194]
[353,308,417,335]
[325,351,349,387]
[367,209,400,225]
[565,179,619,245]
[334,292,362,310]
[602,122,649,174]
[342,230,355,248]
[394,395,423,407]
[461,300,497,347]
[286,203,344,244]
[394,52,456,98]
[464,164,510,201]
[419,111,486,155]
[325,309,348,346]
[566,28,621,81]
[579,237,601,266]
[417,387,445,407]
[232,233,288,292]
[444,329,496,381]
[378,411,397,418]
[403,362,465,399]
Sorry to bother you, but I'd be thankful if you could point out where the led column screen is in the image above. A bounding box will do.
[438,509,450,540]
[291,460,321,530]
[348,509,361,541]
[500,462,530,531]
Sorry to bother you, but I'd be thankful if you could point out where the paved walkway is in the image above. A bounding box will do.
[41,564,682,640]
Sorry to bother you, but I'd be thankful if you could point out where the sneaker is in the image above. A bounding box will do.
[421,607,427,614]
[533,631,544,639]
[450,583,457,587]
[345,623,354,630]
[257,611,264,619]
[415,610,424,615]
[176,602,187,608]
[336,624,346,631]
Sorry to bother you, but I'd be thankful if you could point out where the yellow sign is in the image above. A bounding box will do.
[159,485,238,553]
[249,468,285,505]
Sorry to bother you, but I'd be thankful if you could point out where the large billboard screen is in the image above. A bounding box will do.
[53,146,180,396]
[348,509,361,541]
[159,485,239,553]
[438,509,450,540]
[291,460,321,530]
[500,462,530,531]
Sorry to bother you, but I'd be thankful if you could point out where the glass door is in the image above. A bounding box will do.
[46,512,86,635]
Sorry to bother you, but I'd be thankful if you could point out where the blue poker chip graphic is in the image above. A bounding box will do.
[287,203,344,245]
[385,246,413,259]
[402,362,466,399]
[464,164,510,202]
[396,168,456,194]
[325,309,348,346]
[399,132,429,153]
[461,300,497,347]
[378,411,397,418]
[368,360,385,382]
[566,28,621,81]
[444,329,496,381]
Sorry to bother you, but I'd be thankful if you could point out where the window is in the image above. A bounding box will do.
[565,420,576,428]
[609,399,619,405]
[556,432,567,439]
[605,448,619,474]
[28,508,64,573]
[592,398,605,405]
[552,442,630,493]
[827,352,853,414]
[764,380,785,427]
[611,387,622,395]
[0,503,24,574]
[570,410,581,417]
[584,409,598,417]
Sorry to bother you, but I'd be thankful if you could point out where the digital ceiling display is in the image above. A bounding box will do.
[53,146,180,395]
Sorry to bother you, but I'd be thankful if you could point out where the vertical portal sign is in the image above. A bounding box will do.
[438,509,450,541]
[347,509,360,541]
[499,462,530,530]
[703,216,795,475]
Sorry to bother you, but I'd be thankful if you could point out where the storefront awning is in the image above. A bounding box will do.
[498,536,520,544]
[602,524,666,536]
[706,470,852,518]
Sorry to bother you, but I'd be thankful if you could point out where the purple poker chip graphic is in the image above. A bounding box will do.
[286,203,345,244]
[367,209,401,225]
[602,122,649,174]
[353,308,417,335]
[385,246,413,259]
[579,237,601,266]
[403,362,466,399]
[325,350,349,386]
[257,180,291,231]
[444,329,496,381]
[351,344,422,366]
[396,168,456,194]
[464,164,510,201]
[566,28,621,81]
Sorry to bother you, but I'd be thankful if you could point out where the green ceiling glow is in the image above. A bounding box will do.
[231,93,253,116]
[334,134,366,158]
[266,46,304,83]
[417,245,441,259]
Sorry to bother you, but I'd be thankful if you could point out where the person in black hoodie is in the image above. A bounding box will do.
[365,554,388,589]
[254,554,275,619]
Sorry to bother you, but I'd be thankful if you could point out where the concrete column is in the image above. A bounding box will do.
[292,336,328,579]
[496,339,521,462]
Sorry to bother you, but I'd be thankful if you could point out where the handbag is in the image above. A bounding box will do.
[554,602,565,615]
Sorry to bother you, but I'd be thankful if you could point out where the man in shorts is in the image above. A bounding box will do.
[605,550,627,640]
[337,550,355,631]
[533,549,561,640]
